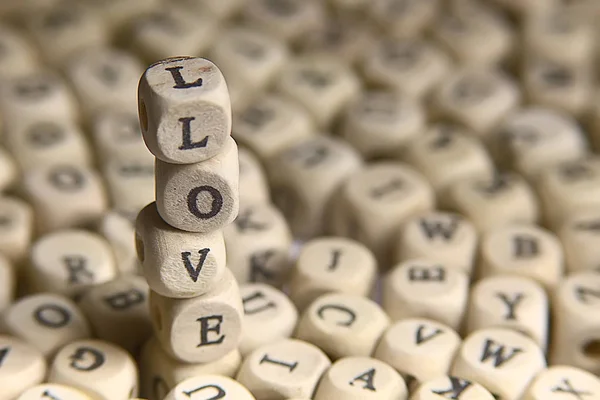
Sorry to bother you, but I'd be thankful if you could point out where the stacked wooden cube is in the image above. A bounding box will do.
[134,56,251,398]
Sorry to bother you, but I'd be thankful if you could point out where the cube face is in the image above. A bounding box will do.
[492,107,586,180]
[523,366,600,400]
[48,339,138,400]
[370,0,439,38]
[434,68,520,136]
[560,211,600,274]
[364,38,450,98]
[238,149,271,206]
[314,357,407,400]
[269,136,362,238]
[523,58,593,117]
[374,318,461,385]
[467,276,549,350]
[448,173,539,232]
[233,94,315,161]
[397,211,478,275]
[239,283,298,356]
[290,237,377,310]
[411,376,496,400]
[339,162,435,263]
[17,384,93,400]
[434,6,513,66]
[139,337,241,399]
[5,120,92,171]
[0,335,46,399]
[524,11,595,66]
[295,293,390,360]
[138,57,231,164]
[276,56,360,128]
[150,269,243,364]
[78,275,152,354]
[224,203,292,287]
[28,230,117,298]
[165,375,255,400]
[538,158,600,229]
[451,328,546,400]
[136,202,227,298]
[480,224,564,290]
[129,7,217,64]
[67,47,143,117]
[384,259,469,330]
[0,70,79,130]
[342,90,425,159]
[155,137,239,233]
[0,24,38,80]
[404,124,494,193]
[0,196,33,264]
[551,272,600,374]
[236,338,331,399]
[23,164,108,233]
[3,293,91,358]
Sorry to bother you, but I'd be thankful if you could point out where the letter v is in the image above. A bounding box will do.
[181,248,211,282]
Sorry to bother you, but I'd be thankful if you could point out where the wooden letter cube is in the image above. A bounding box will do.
[66,47,143,117]
[238,149,271,206]
[0,70,78,130]
[396,211,478,276]
[155,137,239,233]
[559,211,600,274]
[27,230,117,298]
[78,275,152,354]
[410,376,495,400]
[374,318,461,386]
[362,38,450,99]
[383,259,469,330]
[341,90,426,160]
[48,339,138,400]
[314,357,407,400]
[333,162,435,264]
[2,293,91,358]
[433,6,513,66]
[467,276,549,351]
[491,107,587,180]
[239,283,298,356]
[295,293,390,360]
[537,157,600,229]
[5,120,92,171]
[165,375,255,400]
[447,172,539,232]
[0,196,33,265]
[232,94,315,162]
[138,56,231,164]
[129,7,217,64]
[403,124,495,195]
[150,268,243,363]
[268,136,362,238]
[0,335,46,400]
[0,24,38,80]
[432,68,520,137]
[17,384,93,400]
[136,202,226,298]
[140,337,241,400]
[522,365,600,400]
[276,55,360,129]
[224,203,292,287]
[289,237,377,310]
[550,271,600,374]
[451,328,546,400]
[23,164,108,234]
[480,224,563,290]
[236,338,331,399]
